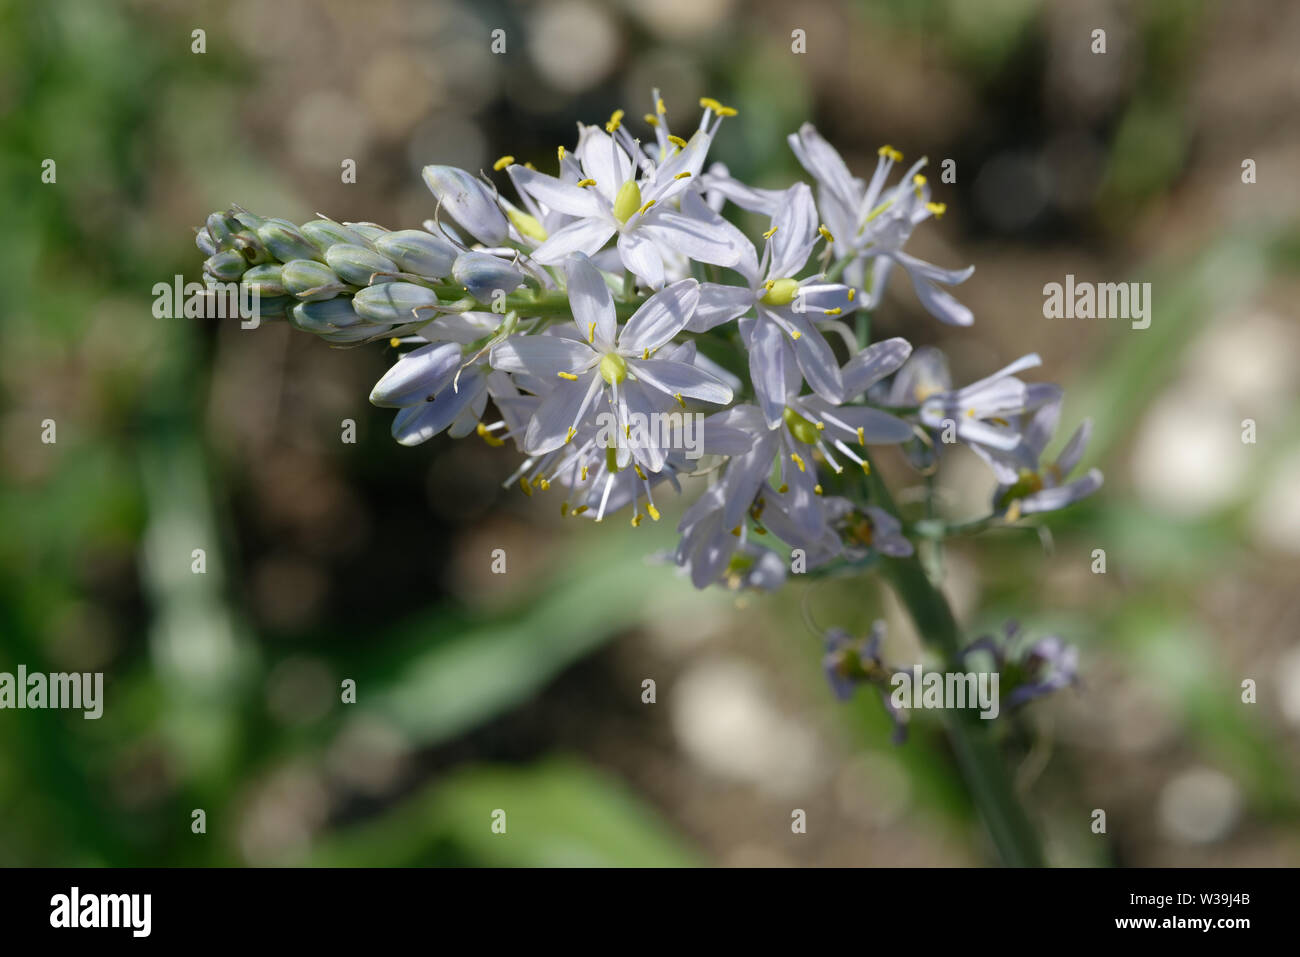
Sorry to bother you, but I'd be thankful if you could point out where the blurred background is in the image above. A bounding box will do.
[2,0,1299,866]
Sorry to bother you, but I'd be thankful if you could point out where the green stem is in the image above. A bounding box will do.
[863,461,1045,867]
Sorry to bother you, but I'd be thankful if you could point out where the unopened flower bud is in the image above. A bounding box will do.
[290,297,363,335]
[241,263,286,299]
[300,219,369,253]
[451,251,524,304]
[373,229,458,279]
[325,243,398,286]
[205,250,247,282]
[421,165,509,245]
[257,219,323,263]
[352,282,441,324]
[281,258,347,301]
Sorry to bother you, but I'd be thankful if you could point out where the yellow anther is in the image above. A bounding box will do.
[636,199,657,216]
[790,453,806,473]
[560,502,569,516]
[790,328,802,340]
[631,512,643,527]
[926,202,947,218]
[877,145,903,163]
[716,105,738,117]
[477,423,505,447]
[763,279,776,289]
[573,504,589,516]
[913,174,927,186]
[656,97,667,115]
[647,504,661,522]
[538,479,550,491]
[493,155,514,171]
[519,477,533,497]
[565,427,577,444]
[777,484,789,494]
[847,288,856,301]
[818,225,834,242]
[624,424,631,438]
[674,393,686,409]
[856,427,865,446]
[580,465,589,481]
[389,337,401,348]
[673,171,692,180]
[966,408,977,418]
[699,97,724,111]
[814,484,824,495]
[524,161,535,170]
[642,348,650,360]
[762,225,779,239]
[557,145,567,162]
[588,321,596,343]
[860,460,871,475]
[644,113,659,126]
[606,109,625,132]
[824,307,842,316]
[667,134,687,149]
[730,525,742,537]
[633,464,646,480]
[576,178,597,188]
[557,371,578,381]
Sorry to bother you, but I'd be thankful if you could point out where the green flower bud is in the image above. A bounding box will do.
[451,250,524,304]
[205,250,247,282]
[301,219,369,253]
[282,259,347,301]
[257,219,323,263]
[373,229,458,279]
[325,243,398,286]
[343,222,390,243]
[352,282,441,325]
[242,263,286,298]
[290,298,364,334]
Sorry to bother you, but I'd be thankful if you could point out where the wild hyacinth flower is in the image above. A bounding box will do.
[823,622,907,742]
[961,622,1080,710]
[506,98,747,289]
[489,254,731,471]
[194,94,1111,863]
[690,183,854,424]
[788,124,974,325]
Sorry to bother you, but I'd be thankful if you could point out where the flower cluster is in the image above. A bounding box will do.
[193,89,1101,594]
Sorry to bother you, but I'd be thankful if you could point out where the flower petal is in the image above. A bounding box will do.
[620,279,699,354]
[626,357,732,405]
[563,253,618,350]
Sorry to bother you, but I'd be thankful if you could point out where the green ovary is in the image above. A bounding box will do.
[782,406,820,446]
[760,278,800,306]
[600,352,628,385]
[613,181,643,223]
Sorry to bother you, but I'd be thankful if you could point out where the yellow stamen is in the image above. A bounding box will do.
[715,105,738,117]
[856,427,865,446]
[818,225,834,243]
[926,202,946,218]
[573,505,589,516]
[860,461,871,475]
[762,225,778,239]
[656,97,666,115]
[667,134,687,149]
[824,307,842,316]
[557,145,566,162]
[790,453,806,473]
[636,199,657,216]
[389,337,401,348]
[877,145,903,163]
[814,484,823,495]
[605,109,624,133]
[647,504,661,522]
[730,525,742,537]
[493,155,514,171]
[631,512,643,527]
[673,171,692,180]
[674,393,686,409]
[777,484,789,494]
[538,479,550,491]
[576,178,597,188]
[699,97,723,111]
[476,423,505,447]
[565,427,576,444]
[644,113,659,126]
[560,502,569,516]
[557,371,578,381]
[580,465,589,481]
[847,288,856,301]
[519,477,532,497]
[633,464,646,480]
[588,321,596,343]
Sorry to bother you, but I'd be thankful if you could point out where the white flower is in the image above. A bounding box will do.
[507,100,748,289]
[788,124,974,326]
[489,254,731,472]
